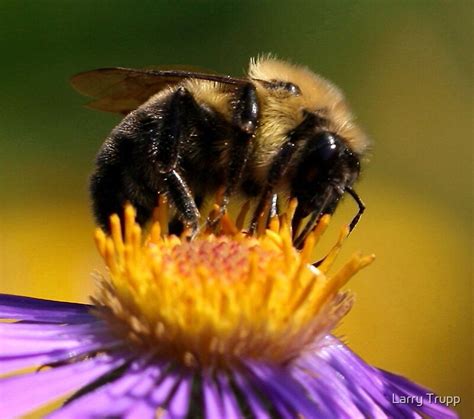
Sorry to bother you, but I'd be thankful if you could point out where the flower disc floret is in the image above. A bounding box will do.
[94,202,373,368]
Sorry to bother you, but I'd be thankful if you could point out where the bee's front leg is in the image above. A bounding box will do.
[249,112,319,233]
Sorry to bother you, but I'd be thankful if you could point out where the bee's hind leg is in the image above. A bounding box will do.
[149,87,205,232]
[164,169,200,233]
[169,195,204,236]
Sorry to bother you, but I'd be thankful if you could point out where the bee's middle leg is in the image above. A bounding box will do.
[203,82,259,234]
[212,83,259,220]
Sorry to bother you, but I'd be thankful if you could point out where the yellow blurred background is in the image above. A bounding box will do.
[0,1,471,416]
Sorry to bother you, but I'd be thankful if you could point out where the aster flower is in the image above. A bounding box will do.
[0,200,456,418]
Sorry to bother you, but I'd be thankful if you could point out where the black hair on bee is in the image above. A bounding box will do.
[72,56,369,247]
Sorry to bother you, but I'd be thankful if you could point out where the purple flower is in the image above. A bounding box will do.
[0,204,457,418]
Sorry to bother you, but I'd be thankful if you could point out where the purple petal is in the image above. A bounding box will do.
[0,339,123,375]
[381,370,458,419]
[0,319,104,338]
[123,401,156,419]
[293,336,458,419]
[233,370,270,419]
[256,392,294,419]
[327,344,395,411]
[123,373,192,419]
[217,372,241,419]
[55,361,193,419]
[0,294,93,323]
[305,346,390,416]
[0,336,86,356]
[291,363,350,418]
[245,361,320,419]
[50,357,165,418]
[0,318,119,375]
[149,368,181,406]
[0,353,129,417]
[165,373,192,419]
[128,362,161,397]
[326,343,434,418]
[0,331,120,357]
[299,347,413,417]
[108,357,158,397]
[237,365,295,419]
[203,373,224,419]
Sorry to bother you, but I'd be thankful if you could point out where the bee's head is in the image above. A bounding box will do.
[291,131,360,219]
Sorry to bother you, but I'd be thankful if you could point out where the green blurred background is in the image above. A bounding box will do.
[0,1,471,416]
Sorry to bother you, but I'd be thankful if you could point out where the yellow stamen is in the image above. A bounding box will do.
[94,200,373,367]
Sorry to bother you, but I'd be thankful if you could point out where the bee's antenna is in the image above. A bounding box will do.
[346,187,365,233]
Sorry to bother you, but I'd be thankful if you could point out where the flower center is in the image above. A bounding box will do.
[93,199,373,368]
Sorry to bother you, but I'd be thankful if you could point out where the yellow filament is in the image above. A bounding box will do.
[94,199,373,366]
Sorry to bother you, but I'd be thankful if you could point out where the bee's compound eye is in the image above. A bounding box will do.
[314,132,340,162]
[285,82,301,96]
[265,79,301,95]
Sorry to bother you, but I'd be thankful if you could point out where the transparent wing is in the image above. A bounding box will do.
[71,67,247,115]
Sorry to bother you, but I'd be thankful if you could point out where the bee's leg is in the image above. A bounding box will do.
[269,193,280,219]
[250,193,280,233]
[207,83,259,226]
[169,195,204,236]
[249,113,318,233]
[152,87,204,231]
[224,83,259,204]
[248,141,296,232]
[164,169,200,232]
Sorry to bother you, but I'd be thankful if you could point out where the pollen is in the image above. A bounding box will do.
[93,197,374,368]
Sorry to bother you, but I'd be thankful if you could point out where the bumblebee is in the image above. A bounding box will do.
[72,56,368,247]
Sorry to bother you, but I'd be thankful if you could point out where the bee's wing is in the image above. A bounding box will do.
[71,67,248,115]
